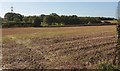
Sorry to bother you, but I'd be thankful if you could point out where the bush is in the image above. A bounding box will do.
[41,22,48,27]
[2,21,16,28]
[41,22,64,27]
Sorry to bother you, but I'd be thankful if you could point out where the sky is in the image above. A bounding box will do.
[0,2,118,18]
[0,0,120,2]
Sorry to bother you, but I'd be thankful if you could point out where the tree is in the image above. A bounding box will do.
[40,14,46,22]
[3,12,115,27]
[50,13,59,16]
[22,17,29,23]
[14,18,21,23]
[4,12,23,21]
[28,17,33,23]
[50,13,61,23]
[33,17,41,27]
[4,12,14,21]
[0,17,3,28]
[43,15,59,25]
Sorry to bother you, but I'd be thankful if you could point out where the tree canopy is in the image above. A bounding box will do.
[2,12,116,27]
[4,12,23,21]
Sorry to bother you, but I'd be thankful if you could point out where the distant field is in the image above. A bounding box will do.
[2,25,118,69]
[102,20,118,25]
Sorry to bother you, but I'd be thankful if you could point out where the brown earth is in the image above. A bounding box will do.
[2,25,117,69]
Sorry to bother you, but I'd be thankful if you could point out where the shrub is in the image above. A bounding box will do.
[41,22,48,27]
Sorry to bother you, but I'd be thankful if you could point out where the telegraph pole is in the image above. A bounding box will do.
[11,6,14,13]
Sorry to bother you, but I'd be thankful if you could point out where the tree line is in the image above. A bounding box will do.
[2,12,116,27]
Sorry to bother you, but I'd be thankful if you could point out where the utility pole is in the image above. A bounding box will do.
[11,6,14,13]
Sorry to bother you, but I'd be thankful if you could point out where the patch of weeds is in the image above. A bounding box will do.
[99,64,115,71]
[3,34,33,48]
[98,63,119,71]
[15,39,31,45]
[14,34,35,39]
[2,35,17,43]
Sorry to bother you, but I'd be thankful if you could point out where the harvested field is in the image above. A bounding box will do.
[2,25,118,69]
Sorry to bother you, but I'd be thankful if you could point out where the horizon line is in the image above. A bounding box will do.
[1,12,116,19]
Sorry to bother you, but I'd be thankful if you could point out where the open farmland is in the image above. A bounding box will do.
[2,25,118,69]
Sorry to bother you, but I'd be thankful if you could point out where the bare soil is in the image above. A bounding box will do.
[2,26,117,69]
